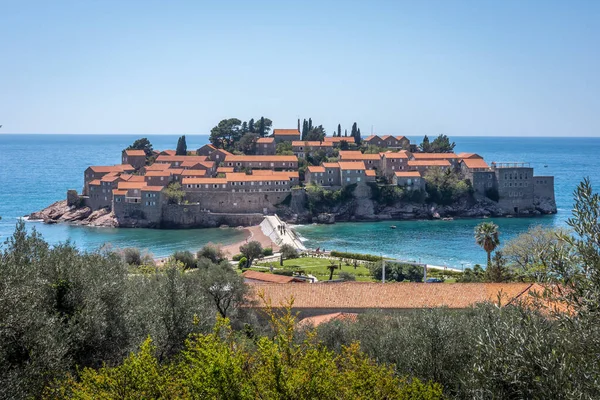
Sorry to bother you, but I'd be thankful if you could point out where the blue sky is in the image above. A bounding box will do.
[1,0,599,136]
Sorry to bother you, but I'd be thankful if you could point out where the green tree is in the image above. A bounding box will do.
[301,119,308,140]
[196,262,247,318]
[430,134,456,153]
[165,182,185,204]
[305,125,326,141]
[239,241,263,268]
[420,135,432,152]
[337,123,342,137]
[248,118,255,133]
[196,244,226,264]
[351,122,358,139]
[276,141,293,155]
[356,127,362,145]
[474,222,500,269]
[280,243,299,260]
[209,118,242,150]
[327,260,338,280]
[126,138,153,157]
[485,251,512,282]
[172,250,196,269]
[258,116,265,137]
[236,133,258,154]
[175,135,187,155]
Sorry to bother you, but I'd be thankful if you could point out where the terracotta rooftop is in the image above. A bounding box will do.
[273,129,301,136]
[112,189,128,195]
[396,136,408,141]
[408,160,452,167]
[159,150,176,156]
[182,170,207,176]
[124,149,146,156]
[256,137,275,143]
[338,161,366,170]
[122,175,145,182]
[156,155,208,163]
[462,158,490,169]
[224,155,298,162]
[217,167,235,173]
[249,282,539,309]
[141,186,165,192]
[298,312,359,327]
[457,153,483,160]
[363,135,381,141]
[381,151,410,159]
[89,179,101,186]
[380,135,395,141]
[322,162,341,168]
[307,166,326,173]
[291,141,333,147]
[394,171,422,178]
[117,181,147,190]
[88,164,134,173]
[145,171,172,177]
[182,177,228,185]
[225,173,294,182]
[323,136,356,143]
[144,163,171,171]
[339,151,380,160]
[412,153,458,160]
[100,174,121,182]
[365,170,376,177]
[243,270,304,284]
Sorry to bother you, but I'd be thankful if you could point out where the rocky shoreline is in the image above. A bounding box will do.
[28,193,557,229]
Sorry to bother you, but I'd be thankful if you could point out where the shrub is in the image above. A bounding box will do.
[172,250,196,269]
[262,247,273,257]
[121,247,142,265]
[232,253,244,261]
[273,269,294,276]
[338,271,356,281]
[280,244,299,260]
[196,244,225,264]
[238,257,247,269]
[330,250,382,262]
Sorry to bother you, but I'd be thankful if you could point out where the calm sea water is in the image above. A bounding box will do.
[1,134,599,264]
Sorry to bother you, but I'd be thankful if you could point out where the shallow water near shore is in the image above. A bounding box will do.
[1,134,599,265]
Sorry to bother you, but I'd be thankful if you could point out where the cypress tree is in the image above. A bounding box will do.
[344,129,347,137]
[356,128,362,145]
[351,122,358,139]
[308,118,313,131]
[302,119,308,140]
[258,117,265,137]
[248,118,255,133]
[337,124,342,137]
[297,118,300,132]
[176,135,187,155]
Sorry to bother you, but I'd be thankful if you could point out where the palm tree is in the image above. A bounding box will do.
[474,222,500,268]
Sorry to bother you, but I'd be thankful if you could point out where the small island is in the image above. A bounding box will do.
[30,117,557,228]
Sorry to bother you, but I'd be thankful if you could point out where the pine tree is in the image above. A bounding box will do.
[248,118,255,133]
[175,135,187,155]
[337,124,342,137]
[351,122,358,139]
[258,117,266,137]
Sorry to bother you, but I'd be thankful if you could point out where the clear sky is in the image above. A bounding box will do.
[1,0,599,136]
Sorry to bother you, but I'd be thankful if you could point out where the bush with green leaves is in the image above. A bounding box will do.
[262,247,273,257]
[238,257,247,269]
[338,271,356,281]
[171,250,196,269]
[329,250,381,262]
[369,261,424,282]
[196,244,226,264]
[280,243,299,260]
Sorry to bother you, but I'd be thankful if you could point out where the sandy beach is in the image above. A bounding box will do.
[221,225,280,257]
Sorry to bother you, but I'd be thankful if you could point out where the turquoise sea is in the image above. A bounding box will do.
[1,134,599,265]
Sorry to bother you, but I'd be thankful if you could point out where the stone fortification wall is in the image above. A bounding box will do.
[533,176,555,199]
[184,191,289,214]
[161,205,264,228]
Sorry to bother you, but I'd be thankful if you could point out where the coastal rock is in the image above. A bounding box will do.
[534,196,557,214]
[316,213,335,224]
[29,200,84,222]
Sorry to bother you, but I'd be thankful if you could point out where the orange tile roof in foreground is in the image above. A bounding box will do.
[462,158,490,169]
[273,129,301,136]
[249,282,539,309]
[338,161,366,170]
[243,270,304,284]
[408,160,452,167]
[224,155,298,162]
[299,312,359,327]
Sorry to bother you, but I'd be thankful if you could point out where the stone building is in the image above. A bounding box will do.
[411,152,460,168]
[491,162,535,214]
[338,151,381,171]
[393,171,425,191]
[256,137,276,155]
[196,144,232,163]
[83,165,134,196]
[380,151,410,178]
[407,159,451,173]
[363,135,384,147]
[223,155,298,171]
[273,129,301,143]
[292,141,333,158]
[121,149,146,170]
[322,136,356,147]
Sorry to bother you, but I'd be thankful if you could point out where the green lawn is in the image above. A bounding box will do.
[256,257,375,282]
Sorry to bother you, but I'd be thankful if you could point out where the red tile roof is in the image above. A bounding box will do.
[323,136,356,143]
[273,129,301,136]
[408,160,452,167]
[144,163,171,171]
[412,153,458,160]
[112,189,128,195]
[159,150,176,156]
[124,149,146,156]
[322,162,341,168]
[299,312,359,327]
[183,170,207,176]
[461,158,490,169]
[365,170,376,177]
[217,167,235,173]
[339,151,380,160]
[394,171,422,177]
[225,173,293,182]
[224,155,298,162]
[249,282,539,309]
[307,166,326,173]
[243,270,304,284]
[381,151,409,159]
[141,186,165,192]
[117,181,147,190]
[145,171,172,177]
[256,137,275,144]
[363,135,380,141]
[88,165,134,173]
[182,177,228,185]
[156,155,207,163]
[395,136,408,141]
[380,135,396,141]
[338,161,366,170]
[292,141,333,147]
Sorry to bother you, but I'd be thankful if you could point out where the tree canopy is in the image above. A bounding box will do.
[175,135,187,155]
[126,138,153,156]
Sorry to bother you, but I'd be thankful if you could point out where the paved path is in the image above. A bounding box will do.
[260,215,306,251]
